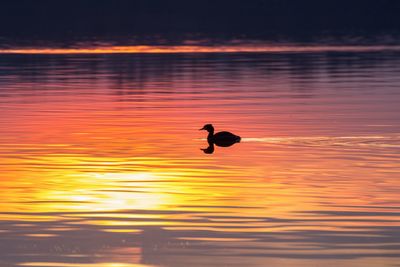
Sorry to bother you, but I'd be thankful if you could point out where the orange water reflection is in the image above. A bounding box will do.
[0,50,400,266]
[2,44,400,54]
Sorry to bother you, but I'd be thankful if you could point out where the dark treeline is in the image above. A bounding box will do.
[1,0,400,42]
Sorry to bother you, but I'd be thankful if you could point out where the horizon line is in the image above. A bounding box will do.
[2,44,400,55]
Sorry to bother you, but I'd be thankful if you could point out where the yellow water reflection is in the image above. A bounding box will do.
[2,140,398,225]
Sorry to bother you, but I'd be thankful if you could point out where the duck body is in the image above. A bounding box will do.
[200,124,241,147]
[210,131,241,147]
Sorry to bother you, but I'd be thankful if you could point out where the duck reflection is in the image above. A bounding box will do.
[200,124,241,154]
[201,141,215,154]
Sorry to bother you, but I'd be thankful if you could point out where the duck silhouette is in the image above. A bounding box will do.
[200,124,241,154]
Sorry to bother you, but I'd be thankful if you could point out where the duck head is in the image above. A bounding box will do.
[199,124,214,133]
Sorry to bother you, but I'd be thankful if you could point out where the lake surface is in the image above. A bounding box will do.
[1,46,400,267]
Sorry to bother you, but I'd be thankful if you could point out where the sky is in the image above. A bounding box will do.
[0,0,400,43]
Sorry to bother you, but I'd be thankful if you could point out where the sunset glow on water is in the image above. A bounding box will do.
[2,44,400,54]
[1,47,400,266]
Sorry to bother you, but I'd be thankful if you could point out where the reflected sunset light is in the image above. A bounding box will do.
[2,44,400,54]
[0,50,399,266]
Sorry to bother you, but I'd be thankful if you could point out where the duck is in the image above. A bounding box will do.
[199,124,241,147]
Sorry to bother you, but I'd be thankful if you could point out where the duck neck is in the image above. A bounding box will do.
[207,129,214,141]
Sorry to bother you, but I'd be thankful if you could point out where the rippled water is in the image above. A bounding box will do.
[1,47,400,267]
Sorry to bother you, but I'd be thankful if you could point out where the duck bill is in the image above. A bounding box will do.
[199,127,205,130]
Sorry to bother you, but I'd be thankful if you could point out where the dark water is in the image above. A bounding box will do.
[0,46,400,267]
